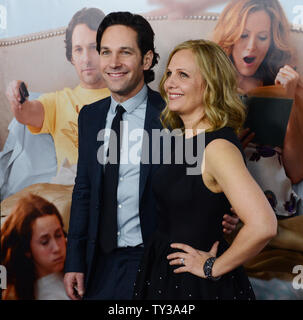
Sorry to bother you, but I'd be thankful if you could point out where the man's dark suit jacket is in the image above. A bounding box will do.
[65,87,165,287]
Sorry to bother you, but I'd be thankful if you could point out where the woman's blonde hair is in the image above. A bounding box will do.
[213,0,294,84]
[160,39,246,134]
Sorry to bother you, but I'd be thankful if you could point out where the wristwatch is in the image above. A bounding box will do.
[203,257,221,281]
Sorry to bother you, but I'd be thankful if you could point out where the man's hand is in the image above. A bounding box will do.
[64,272,85,300]
[222,209,239,234]
[5,80,44,128]
[238,128,255,150]
[6,80,25,113]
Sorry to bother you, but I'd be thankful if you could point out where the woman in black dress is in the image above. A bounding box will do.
[133,39,277,300]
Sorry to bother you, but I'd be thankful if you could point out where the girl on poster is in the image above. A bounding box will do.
[1,194,69,300]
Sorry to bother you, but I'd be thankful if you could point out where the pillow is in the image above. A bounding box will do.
[1,183,73,232]
[0,92,57,200]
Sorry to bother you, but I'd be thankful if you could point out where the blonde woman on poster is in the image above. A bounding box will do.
[213,0,303,216]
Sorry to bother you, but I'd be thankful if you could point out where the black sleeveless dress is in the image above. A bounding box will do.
[133,127,255,300]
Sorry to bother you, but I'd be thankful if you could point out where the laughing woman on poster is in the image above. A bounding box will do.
[1,194,69,300]
[213,0,303,216]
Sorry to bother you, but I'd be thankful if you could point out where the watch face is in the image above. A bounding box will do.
[204,257,221,281]
[204,257,214,277]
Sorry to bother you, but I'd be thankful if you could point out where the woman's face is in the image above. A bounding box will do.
[164,49,204,118]
[232,10,271,78]
[29,215,66,278]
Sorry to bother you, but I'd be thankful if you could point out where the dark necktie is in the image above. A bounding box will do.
[99,104,126,254]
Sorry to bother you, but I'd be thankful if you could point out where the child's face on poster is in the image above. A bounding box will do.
[232,10,272,78]
[29,215,66,278]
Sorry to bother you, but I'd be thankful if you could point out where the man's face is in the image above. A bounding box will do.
[99,25,153,103]
[71,23,103,89]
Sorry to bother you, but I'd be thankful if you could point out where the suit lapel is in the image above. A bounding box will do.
[94,98,111,199]
[91,90,164,204]
[139,88,165,203]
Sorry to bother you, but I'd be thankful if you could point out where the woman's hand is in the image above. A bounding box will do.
[167,241,219,278]
[275,65,300,98]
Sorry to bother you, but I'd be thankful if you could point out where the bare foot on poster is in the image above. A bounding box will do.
[144,0,227,19]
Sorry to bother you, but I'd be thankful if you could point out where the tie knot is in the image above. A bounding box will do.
[116,104,126,116]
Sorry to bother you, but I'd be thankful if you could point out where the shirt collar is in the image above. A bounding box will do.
[110,84,148,114]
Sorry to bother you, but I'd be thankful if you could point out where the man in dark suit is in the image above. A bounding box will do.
[64,11,237,300]
[64,12,165,300]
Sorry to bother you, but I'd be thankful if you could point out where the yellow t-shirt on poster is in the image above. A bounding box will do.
[28,85,110,168]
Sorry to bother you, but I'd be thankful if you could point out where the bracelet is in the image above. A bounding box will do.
[203,257,221,281]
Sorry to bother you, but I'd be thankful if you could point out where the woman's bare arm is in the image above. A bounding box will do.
[204,139,277,278]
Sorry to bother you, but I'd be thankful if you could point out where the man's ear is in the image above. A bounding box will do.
[25,251,31,259]
[143,50,154,70]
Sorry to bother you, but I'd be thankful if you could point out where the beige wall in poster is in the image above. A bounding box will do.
[0,15,303,150]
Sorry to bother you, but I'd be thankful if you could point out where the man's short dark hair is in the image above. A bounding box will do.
[65,7,105,63]
[96,12,159,83]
